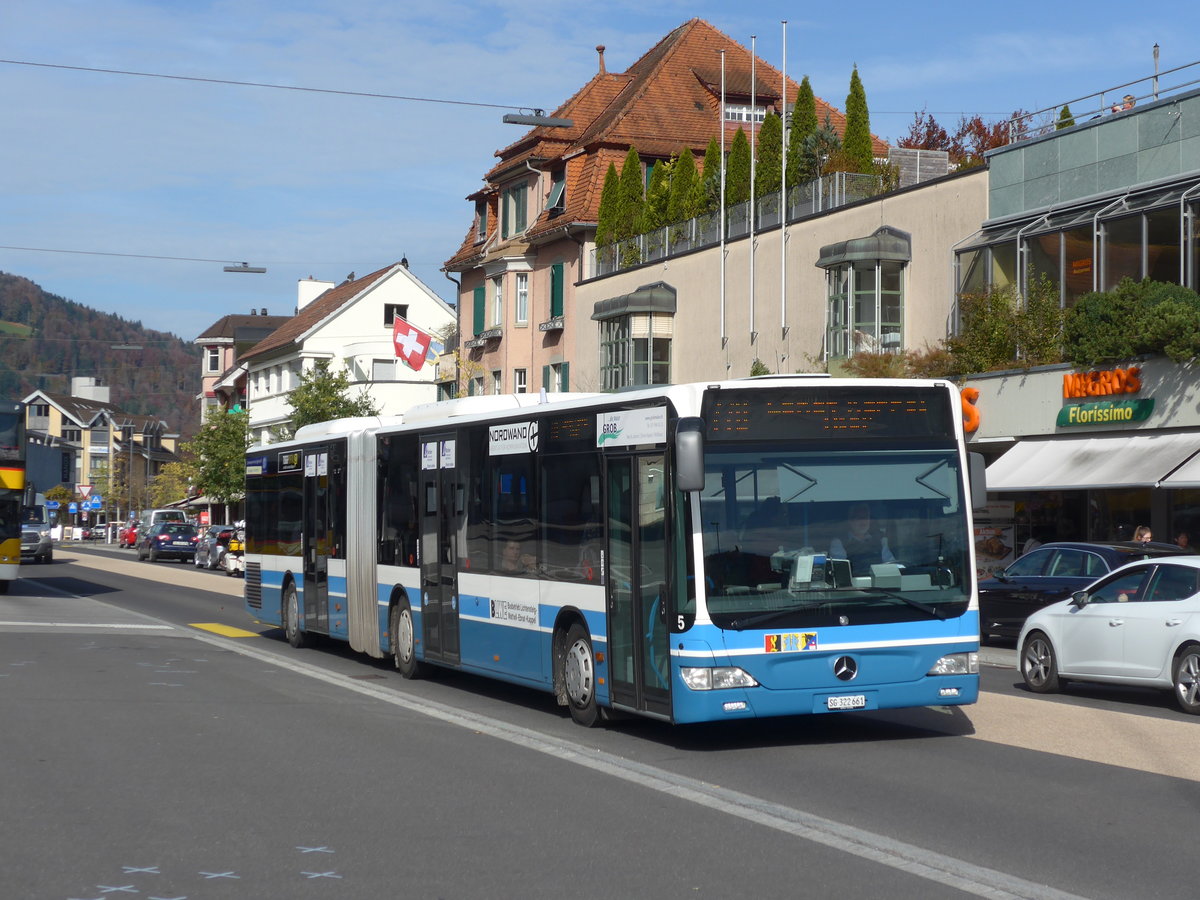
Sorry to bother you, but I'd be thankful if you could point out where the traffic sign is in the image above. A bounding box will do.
[68,502,78,513]
[46,500,60,509]
[87,499,102,510]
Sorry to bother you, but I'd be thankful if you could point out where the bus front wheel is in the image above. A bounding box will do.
[390,602,423,679]
[563,623,599,727]
[282,583,310,649]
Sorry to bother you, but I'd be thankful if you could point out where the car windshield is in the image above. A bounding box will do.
[700,445,972,629]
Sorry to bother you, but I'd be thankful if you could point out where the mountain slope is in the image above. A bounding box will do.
[0,271,200,439]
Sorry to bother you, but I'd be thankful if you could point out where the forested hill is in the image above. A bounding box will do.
[0,271,200,440]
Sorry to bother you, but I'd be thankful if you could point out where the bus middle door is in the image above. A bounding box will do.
[302,448,330,635]
[419,434,462,666]
[606,453,671,717]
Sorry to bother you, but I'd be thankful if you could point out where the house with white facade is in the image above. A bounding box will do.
[239,260,456,444]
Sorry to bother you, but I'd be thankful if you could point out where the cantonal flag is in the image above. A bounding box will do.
[392,316,433,372]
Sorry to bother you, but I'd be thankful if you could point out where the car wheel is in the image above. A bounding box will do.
[562,622,600,727]
[282,582,310,649]
[390,601,423,679]
[1172,645,1200,715]
[1021,631,1062,694]
[148,549,159,563]
[211,549,225,571]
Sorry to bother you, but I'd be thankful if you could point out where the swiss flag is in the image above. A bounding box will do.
[393,315,433,371]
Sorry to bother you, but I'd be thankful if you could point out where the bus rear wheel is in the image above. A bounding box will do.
[390,602,423,679]
[283,582,310,649]
[563,623,599,727]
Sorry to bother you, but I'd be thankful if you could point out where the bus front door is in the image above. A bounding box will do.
[606,454,671,717]
[302,448,330,635]
[419,434,461,666]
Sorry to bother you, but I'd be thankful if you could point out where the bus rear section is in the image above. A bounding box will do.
[0,401,26,591]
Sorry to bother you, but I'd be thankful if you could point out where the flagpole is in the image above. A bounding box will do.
[781,20,788,340]
[749,35,756,345]
[719,48,727,349]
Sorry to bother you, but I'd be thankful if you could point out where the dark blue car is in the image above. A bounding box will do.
[136,522,200,563]
[978,541,1193,640]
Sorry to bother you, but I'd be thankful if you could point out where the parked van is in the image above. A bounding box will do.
[138,509,188,531]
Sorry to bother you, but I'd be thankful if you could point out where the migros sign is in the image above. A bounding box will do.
[1059,366,1153,427]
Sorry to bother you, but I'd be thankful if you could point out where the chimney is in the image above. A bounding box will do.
[249,308,256,316]
[297,277,335,311]
[261,308,267,316]
[596,45,606,76]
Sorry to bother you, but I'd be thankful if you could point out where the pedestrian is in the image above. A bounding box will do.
[1133,525,1152,544]
[1175,531,1191,550]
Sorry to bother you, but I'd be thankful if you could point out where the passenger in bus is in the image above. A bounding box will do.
[500,539,537,574]
[829,502,896,576]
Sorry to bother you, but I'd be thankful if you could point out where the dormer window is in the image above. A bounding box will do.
[546,169,566,217]
[724,103,767,124]
[501,182,528,238]
[475,200,488,242]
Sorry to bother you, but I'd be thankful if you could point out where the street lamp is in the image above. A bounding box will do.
[223,262,266,273]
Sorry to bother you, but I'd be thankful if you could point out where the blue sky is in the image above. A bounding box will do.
[1,0,1191,342]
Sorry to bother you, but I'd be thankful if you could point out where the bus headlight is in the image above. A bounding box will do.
[927,652,978,676]
[680,666,759,691]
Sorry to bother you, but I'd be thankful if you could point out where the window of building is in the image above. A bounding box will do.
[492,370,502,395]
[30,402,49,418]
[63,428,82,444]
[514,368,527,394]
[372,359,396,381]
[383,303,409,327]
[501,183,528,238]
[492,276,503,326]
[599,314,670,390]
[546,169,566,215]
[515,273,529,324]
[825,261,905,357]
[475,200,489,242]
[205,347,221,373]
[469,376,484,397]
[724,103,767,124]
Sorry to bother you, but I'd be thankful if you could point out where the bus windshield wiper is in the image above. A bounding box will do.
[727,606,809,631]
[867,590,947,619]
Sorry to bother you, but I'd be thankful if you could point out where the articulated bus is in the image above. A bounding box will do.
[244,378,984,726]
[0,401,26,592]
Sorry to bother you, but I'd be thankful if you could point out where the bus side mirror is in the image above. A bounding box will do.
[675,417,705,493]
[969,453,988,511]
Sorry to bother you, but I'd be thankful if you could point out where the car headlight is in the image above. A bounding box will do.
[680,666,759,691]
[927,652,978,676]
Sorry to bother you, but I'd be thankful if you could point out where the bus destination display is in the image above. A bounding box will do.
[702,386,954,441]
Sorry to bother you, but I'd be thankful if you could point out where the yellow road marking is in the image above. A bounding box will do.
[190,622,262,638]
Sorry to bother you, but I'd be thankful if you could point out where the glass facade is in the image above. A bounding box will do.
[599,314,671,391]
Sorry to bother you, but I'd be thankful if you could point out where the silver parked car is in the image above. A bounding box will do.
[1019,556,1200,715]
[20,527,53,564]
[194,524,235,570]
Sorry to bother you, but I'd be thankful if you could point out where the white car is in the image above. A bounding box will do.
[1019,556,1200,715]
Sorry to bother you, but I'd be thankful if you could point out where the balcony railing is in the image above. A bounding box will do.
[590,171,881,278]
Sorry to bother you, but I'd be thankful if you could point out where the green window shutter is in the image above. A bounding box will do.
[473,286,485,336]
[542,365,551,391]
[501,190,510,238]
[550,263,564,317]
[560,362,569,391]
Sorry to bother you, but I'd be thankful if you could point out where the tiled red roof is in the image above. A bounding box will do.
[239,263,398,363]
[444,18,887,272]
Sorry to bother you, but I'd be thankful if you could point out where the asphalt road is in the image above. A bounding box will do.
[3,545,1198,899]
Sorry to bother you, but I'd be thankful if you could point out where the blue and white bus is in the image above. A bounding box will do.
[244,377,984,726]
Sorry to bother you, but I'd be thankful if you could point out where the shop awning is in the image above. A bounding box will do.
[1158,447,1200,488]
[986,433,1200,492]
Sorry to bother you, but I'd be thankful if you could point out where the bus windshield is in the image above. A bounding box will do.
[700,445,971,630]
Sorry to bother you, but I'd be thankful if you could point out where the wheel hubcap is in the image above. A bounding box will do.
[287,590,298,638]
[1024,639,1050,686]
[1177,653,1200,707]
[564,638,594,706]
[397,610,414,663]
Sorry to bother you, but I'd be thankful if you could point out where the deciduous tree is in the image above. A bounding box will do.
[283,359,379,438]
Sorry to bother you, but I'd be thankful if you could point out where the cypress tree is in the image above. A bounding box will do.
[842,65,873,173]
[1056,104,1076,130]
[698,137,722,214]
[644,158,672,230]
[668,148,699,223]
[755,111,783,198]
[595,162,619,247]
[786,76,817,186]
[725,127,751,206]
[615,146,645,241]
